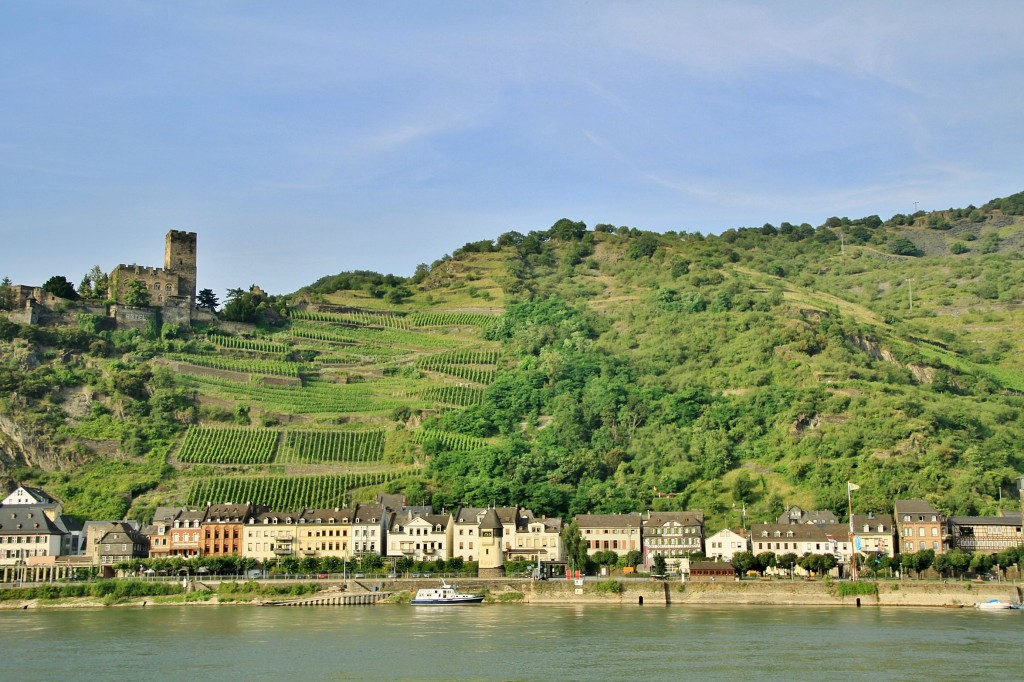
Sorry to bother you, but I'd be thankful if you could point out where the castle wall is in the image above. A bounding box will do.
[111,305,157,330]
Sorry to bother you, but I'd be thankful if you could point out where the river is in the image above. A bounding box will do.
[0,603,1019,681]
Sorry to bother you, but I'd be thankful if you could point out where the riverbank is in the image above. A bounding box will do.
[2,578,1021,610]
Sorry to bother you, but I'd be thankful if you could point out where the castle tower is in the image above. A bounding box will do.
[165,230,197,305]
[477,508,505,578]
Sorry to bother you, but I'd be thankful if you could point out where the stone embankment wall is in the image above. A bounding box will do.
[522,579,1022,607]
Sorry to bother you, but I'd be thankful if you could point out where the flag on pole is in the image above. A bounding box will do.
[847,482,860,492]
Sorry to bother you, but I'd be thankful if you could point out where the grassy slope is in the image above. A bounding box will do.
[4,203,1024,529]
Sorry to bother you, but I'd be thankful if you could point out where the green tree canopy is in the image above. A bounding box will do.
[43,275,79,300]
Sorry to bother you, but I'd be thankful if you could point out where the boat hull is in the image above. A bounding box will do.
[411,595,485,605]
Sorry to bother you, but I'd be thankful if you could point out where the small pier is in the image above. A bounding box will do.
[263,591,390,606]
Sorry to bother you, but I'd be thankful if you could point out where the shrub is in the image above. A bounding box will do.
[592,580,625,594]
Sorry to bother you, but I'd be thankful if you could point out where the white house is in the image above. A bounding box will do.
[705,528,749,562]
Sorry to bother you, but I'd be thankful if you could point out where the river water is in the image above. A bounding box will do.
[1,603,1019,681]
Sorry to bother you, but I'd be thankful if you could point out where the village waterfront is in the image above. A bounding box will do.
[1,600,1021,681]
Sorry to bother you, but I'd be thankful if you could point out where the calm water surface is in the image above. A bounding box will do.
[1,603,1019,681]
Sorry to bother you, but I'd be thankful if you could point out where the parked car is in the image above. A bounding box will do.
[354,572,366,579]
[411,572,421,578]
[422,572,432,578]
[386,572,398,579]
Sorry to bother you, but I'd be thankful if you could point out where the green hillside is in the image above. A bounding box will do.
[2,195,1024,529]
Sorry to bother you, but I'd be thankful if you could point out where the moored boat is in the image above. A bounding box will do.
[411,580,484,605]
[974,599,1017,610]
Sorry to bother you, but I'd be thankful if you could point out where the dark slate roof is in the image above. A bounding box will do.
[575,513,642,529]
[3,486,53,504]
[97,522,147,545]
[851,513,894,530]
[376,493,406,512]
[689,561,735,571]
[251,511,301,525]
[203,503,257,522]
[353,504,385,524]
[751,522,850,541]
[455,506,520,525]
[0,505,66,535]
[894,499,941,516]
[153,506,184,523]
[950,514,1023,527]
[301,508,356,524]
[644,511,705,528]
[478,508,503,531]
[777,506,838,525]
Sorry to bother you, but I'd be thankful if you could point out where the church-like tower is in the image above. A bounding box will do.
[477,508,505,578]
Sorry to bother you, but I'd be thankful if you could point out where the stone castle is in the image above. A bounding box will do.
[108,230,198,326]
[2,230,199,329]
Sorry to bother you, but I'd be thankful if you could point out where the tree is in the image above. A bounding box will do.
[755,551,777,575]
[593,550,618,570]
[196,288,219,312]
[0,276,13,311]
[42,275,79,300]
[123,279,151,307]
[888,237,921,256]
[652,555,667,576]
[561,520,588,573]
[624,550,643,568]
[88,265,109,300]
[731,551,756,575]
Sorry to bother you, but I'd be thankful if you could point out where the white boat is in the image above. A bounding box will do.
[411,580,484,605]
[974,599,1016,610]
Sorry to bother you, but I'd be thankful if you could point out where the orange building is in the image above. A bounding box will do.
[201,503,262,556]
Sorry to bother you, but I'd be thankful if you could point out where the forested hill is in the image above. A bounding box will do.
[2,192,1024,528]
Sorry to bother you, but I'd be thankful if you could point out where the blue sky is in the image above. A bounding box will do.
[2,1,1023,298]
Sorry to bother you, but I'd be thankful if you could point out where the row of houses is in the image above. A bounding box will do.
[2,483,1022,581]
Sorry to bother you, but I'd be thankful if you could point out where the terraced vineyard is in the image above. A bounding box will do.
[207,334,292,354]
[276,429,386,464]
[410,311,499,327]
[166,302,504,510]
[177,427,279,464]
[186,472,402,511]
[420,385,485,407]
[182,376,421,414]
[415,348,499,384]
[412,429,490,452]
[166,352,305,377]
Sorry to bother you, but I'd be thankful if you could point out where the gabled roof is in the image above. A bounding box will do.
[851,513,894,530]
[1,485,54,505]
[454,506,520,526]
[301,507,355,524]
[352,504,385,524]
[643,511,705,527]
[97,521,147,545]
[751,522,850,542]
[894,499,942,516]
[0,505,66,535]
[575,513,642,529]
[203,503,259,523]
[707,528,746,540]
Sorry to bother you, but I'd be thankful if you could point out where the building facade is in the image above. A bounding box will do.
[894,499,948,555]
[705,528,749,562]
[576,513,642,558]
[641,511,704,570]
